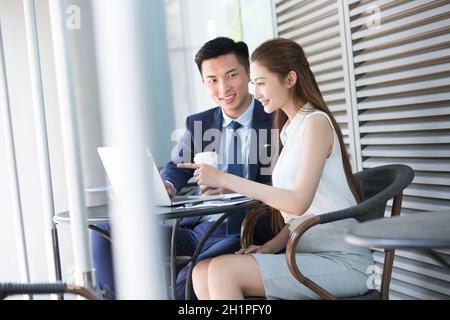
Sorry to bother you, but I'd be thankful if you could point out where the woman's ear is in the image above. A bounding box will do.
[285,71,297,88]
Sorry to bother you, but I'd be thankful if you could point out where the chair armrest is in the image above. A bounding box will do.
[65,283,102,300]
[240,208,271,249]
[285,215,336,300]
[0,282,101,300]
[318,191,403,225]
[318,206,362,224]
[320,165,413,224]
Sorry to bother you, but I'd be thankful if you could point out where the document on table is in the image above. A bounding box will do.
[216,193,246,200]
[180,197,252,208]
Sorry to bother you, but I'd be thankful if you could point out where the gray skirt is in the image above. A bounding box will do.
[251,218,374,300]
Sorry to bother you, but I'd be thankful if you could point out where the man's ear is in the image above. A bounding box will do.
[285,71,297,88]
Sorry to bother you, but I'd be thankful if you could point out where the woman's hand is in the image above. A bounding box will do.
[235,244,273,255]
[177,163,225,189]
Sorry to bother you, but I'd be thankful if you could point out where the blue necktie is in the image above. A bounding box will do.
[226,121,245,236]
[227,121,243,177]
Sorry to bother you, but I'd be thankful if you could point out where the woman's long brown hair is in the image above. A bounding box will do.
[251,38,361,233]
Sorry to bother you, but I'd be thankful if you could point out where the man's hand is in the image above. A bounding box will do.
[200,186,233,195]
[164,181,177,197]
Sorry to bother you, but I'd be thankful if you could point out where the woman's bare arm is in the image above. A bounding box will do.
[179,114,333,217]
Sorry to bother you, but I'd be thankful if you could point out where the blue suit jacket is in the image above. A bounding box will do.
[160,100,274,240]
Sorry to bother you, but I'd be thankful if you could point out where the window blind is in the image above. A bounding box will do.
[273,0,450,300]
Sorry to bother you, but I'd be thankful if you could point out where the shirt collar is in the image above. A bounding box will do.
[221,95,254,128]
[280,102,312,145]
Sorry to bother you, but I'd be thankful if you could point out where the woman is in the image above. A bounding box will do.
[178,38,373,300]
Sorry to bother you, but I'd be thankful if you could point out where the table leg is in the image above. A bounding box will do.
[170,218,181,300]
[51,227,63,300]
[184,212,233,300]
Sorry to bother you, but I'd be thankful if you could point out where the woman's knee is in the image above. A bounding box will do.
[193,260,210,281]
[192,259,211,299]
[207,255,265,298]
[207,255,237,286]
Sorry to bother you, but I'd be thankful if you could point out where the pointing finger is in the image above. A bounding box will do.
[177,163,200,169]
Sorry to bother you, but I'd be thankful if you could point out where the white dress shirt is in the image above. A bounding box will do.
[218,96,254,178]
[200,96,254,222]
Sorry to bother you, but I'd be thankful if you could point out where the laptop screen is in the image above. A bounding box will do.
[97,146,171,206]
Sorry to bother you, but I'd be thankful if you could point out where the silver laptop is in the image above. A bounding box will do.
[97,146,241,206]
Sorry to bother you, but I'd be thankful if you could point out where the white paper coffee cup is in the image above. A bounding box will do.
[194,152,219,168]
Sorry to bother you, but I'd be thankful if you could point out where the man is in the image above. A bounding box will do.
[92,37,275,299]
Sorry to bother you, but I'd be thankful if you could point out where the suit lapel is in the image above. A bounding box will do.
[201,107,223,153]
[249,100,272,181]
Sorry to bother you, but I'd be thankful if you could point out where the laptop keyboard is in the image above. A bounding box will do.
[173,195,199,201]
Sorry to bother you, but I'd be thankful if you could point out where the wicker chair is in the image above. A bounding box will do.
[240,164,414,300]
[0,282,101,300]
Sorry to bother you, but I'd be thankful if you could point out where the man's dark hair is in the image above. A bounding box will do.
[195,37,249,74]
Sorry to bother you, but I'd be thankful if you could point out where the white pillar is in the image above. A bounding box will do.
[48,0,93,288]
[0,22,31,289]
[23,0,61,287]
[92,0,166,299]
[65,0,107,208]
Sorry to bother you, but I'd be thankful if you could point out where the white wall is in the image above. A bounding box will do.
[165,0,243,131]
[240,0,276,97]
[240,0,276,54]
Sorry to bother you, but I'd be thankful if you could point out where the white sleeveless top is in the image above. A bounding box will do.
[272,105,357,232]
